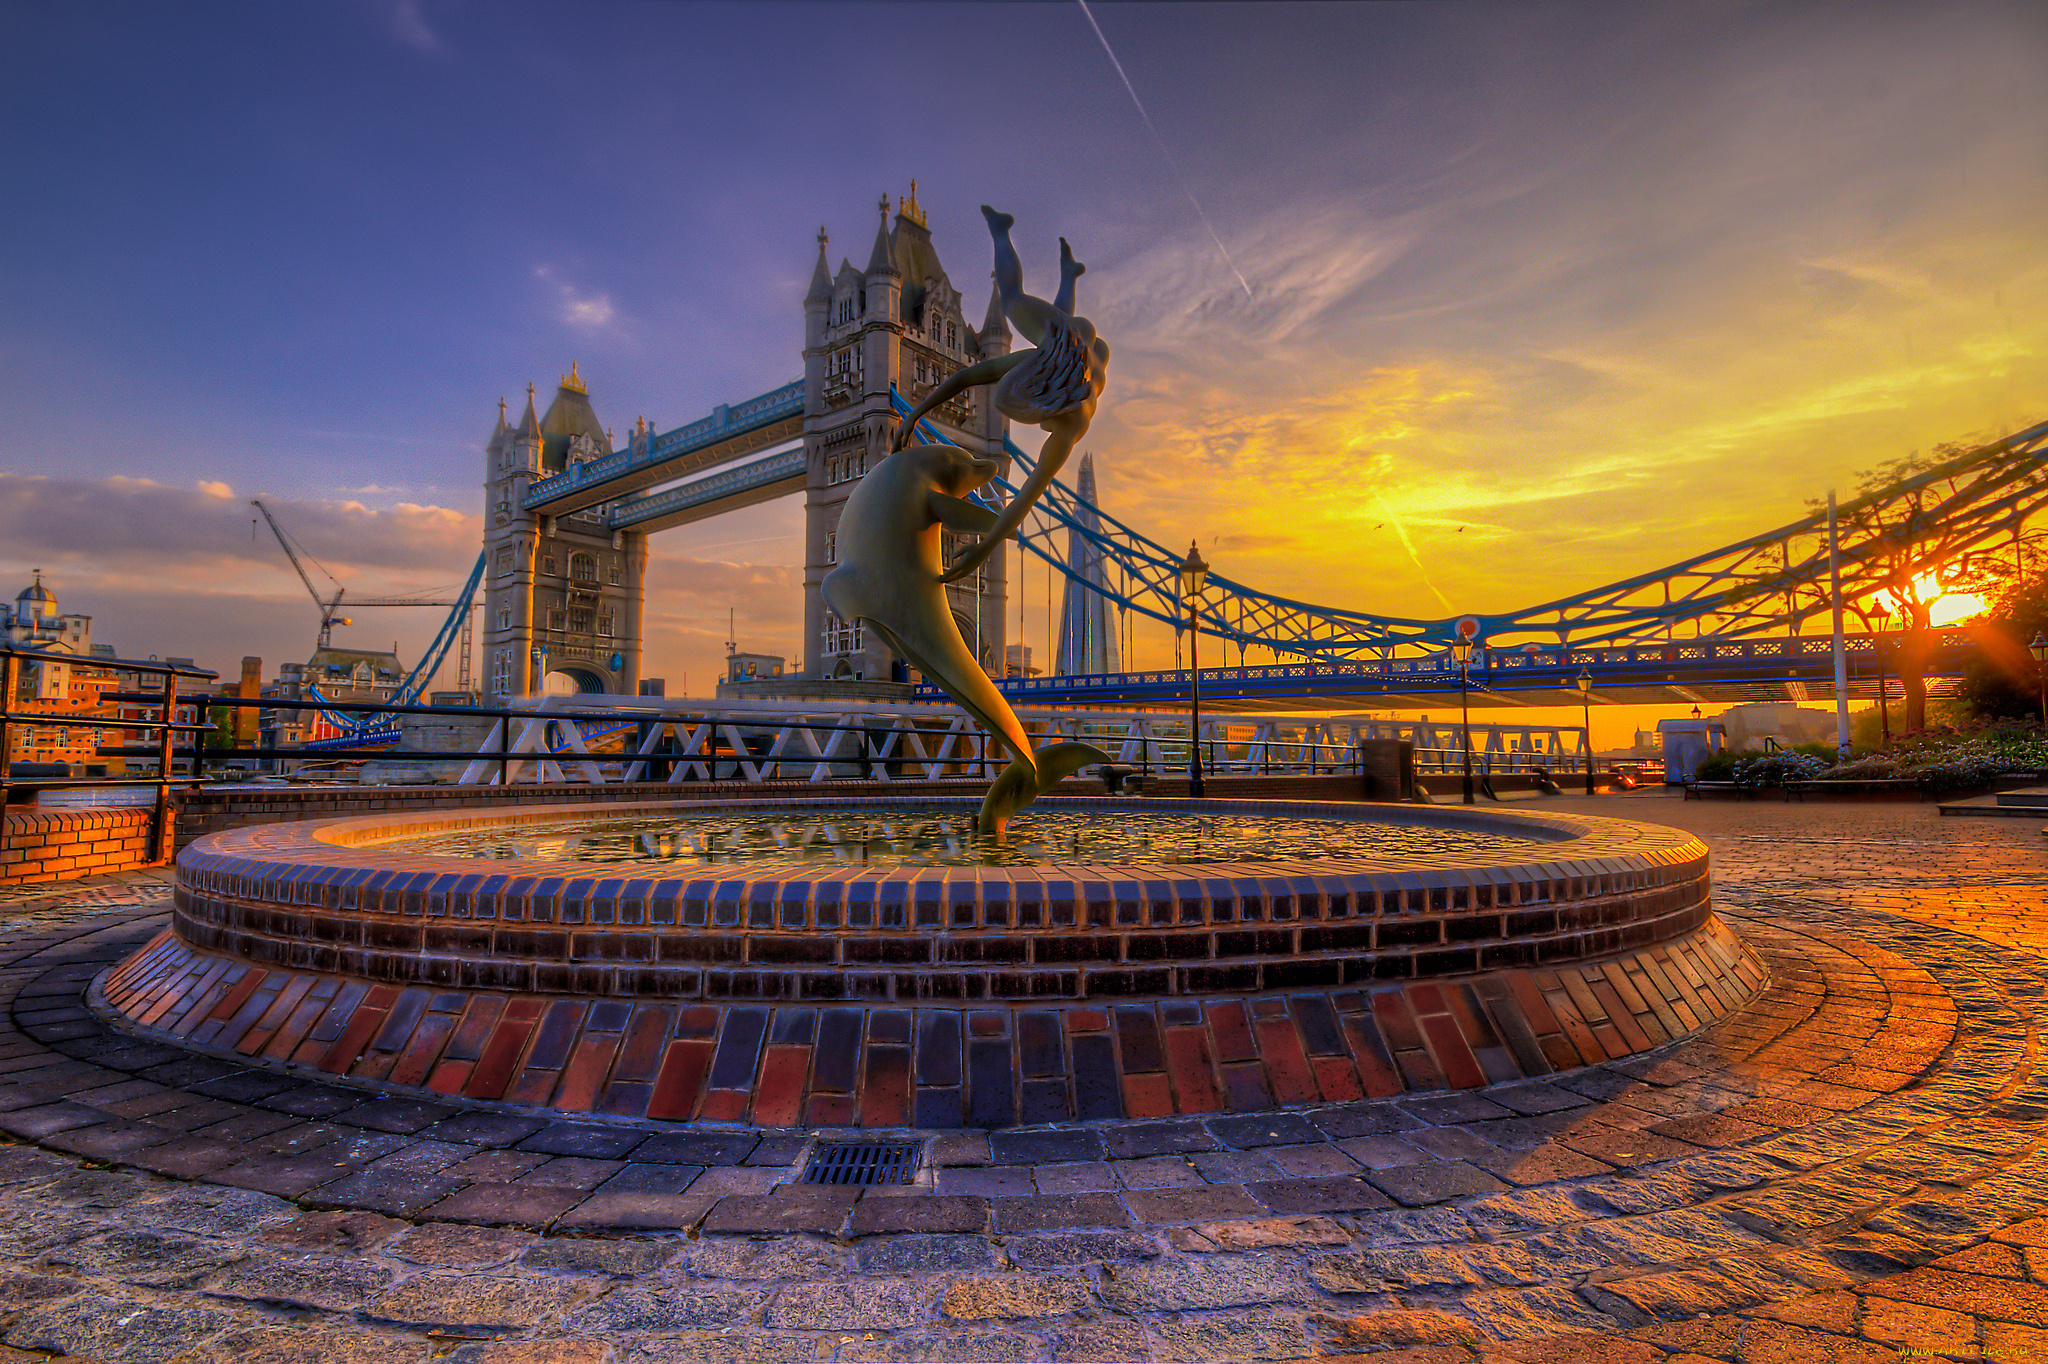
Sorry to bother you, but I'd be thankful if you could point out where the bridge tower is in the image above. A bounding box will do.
[801,186,1011,682]
[481,368,645,697]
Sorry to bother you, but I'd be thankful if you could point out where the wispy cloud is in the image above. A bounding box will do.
[0,473,476,579]
[1075,0,1251,301]
[1094,202,1416,356]
[535,265,619,335]
[376,0,439,53]
[0,473,484,673]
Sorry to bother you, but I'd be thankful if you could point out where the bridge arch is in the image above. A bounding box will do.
[542,667,608,696]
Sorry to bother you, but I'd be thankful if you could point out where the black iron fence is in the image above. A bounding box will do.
[0,645,218,862]
[112,692,1386,787]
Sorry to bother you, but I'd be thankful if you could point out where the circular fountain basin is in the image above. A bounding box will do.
[375,802,1555,868]
[99,798,1764,1128]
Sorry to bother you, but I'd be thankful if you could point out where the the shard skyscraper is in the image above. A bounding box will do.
[1055,453,1122,676]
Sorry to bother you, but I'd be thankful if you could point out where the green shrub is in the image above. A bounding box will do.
[1693,752,1739,782]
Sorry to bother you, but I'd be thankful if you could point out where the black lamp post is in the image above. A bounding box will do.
[1576,665,1595,795]
[1452,636,1475,804]
[1180,541,1209,797]
[1876,606,1893,747]
[2031,633,2048,727]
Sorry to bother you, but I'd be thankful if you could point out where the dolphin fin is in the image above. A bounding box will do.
[977,740,1111,836]
[929,491,998,534]
[820,566,862,624]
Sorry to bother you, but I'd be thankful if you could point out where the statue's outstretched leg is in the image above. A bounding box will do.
[981,204,1058,347]
[1054,237,1085,317]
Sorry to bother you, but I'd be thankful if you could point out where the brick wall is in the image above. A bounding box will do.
[0,807,158,885]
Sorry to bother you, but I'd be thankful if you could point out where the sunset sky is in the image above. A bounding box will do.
[3,0,2044,738]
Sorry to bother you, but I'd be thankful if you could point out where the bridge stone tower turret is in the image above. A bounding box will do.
[481,368,645,697]
[801,186,1011,683]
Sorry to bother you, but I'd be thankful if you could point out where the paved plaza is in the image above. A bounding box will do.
[0,795,2043,1361]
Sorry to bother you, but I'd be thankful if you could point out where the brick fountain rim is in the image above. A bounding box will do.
[89,797,1762,1127]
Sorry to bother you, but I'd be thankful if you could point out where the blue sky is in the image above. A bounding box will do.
[3,0,2044,722]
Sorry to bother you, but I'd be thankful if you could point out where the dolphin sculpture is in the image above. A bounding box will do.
[822,440,1108,836]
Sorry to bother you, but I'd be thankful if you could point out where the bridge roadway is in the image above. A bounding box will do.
[921,630,1970,711]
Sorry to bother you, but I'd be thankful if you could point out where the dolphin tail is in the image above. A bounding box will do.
[977,741,1111,837]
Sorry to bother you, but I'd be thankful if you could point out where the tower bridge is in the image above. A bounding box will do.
[481,186,2048,711]
[488,186,1011,698]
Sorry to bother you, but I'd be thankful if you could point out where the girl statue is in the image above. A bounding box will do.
[892,206,1110,584]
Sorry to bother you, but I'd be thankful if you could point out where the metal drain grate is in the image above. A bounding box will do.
[800,1141,921,1186]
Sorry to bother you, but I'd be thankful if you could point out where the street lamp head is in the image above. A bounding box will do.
[1690,705,1702,719]
[1575,665,1592,696]
[1450,638,1472,666]
[2030,632,2048,665]
[1179,540,1209,597]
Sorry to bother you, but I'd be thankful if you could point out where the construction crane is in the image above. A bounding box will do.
[252,498,351,649]
[251,498,471,652]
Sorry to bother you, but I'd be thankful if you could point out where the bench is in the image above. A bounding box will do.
[1682,781,1759,800]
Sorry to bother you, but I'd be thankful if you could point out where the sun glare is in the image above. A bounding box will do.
[1894,574,1988,627]
[1930,592,1987,626]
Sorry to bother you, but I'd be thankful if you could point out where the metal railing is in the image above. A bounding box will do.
[0,645,218,863]
[155,693,1585,789]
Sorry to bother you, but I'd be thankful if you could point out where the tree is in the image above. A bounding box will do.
[1833,443,2027,735]
[205,704,235,752]
[1957,565,2048,722]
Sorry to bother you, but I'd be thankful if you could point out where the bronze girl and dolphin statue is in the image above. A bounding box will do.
[823,206,1113,835]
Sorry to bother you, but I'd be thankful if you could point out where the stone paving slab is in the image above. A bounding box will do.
[0,800,2042,1358]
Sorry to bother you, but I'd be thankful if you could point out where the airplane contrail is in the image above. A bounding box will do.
[1372,491,1456,614]
[1075,0,1254,301]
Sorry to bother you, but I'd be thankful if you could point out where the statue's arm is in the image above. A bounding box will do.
[893,353,1028,450]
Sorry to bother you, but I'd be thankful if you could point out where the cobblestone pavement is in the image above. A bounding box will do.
[0,799,2046,1360]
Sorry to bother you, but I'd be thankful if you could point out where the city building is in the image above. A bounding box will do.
[263,649,404,747]
[2,574,121,771]
[1719,701,1839,753]
[1055,453,1120,677]
[726,651,785,685]
[1004,643,1037,678]
[105,654,202,777]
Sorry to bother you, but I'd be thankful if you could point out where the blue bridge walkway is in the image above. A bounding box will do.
[923,631,1972,711]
